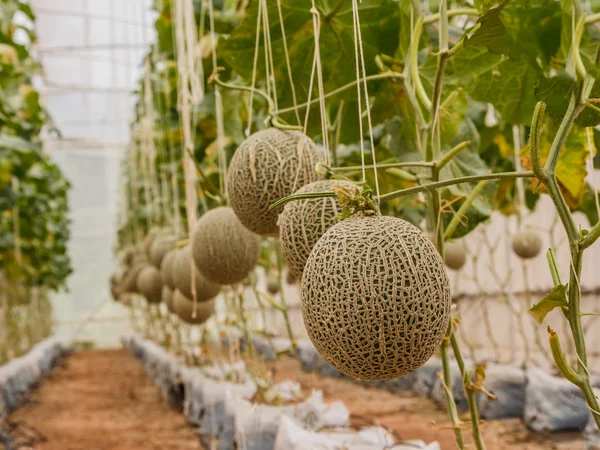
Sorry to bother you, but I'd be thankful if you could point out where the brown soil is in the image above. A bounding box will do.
[268,357,586,450]
[5,350,586,450]
[7,349,203,450]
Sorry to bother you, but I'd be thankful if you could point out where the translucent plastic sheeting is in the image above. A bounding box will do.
[31,0,157,347]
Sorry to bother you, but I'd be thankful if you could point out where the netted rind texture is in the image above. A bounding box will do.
[227,128,322,237]
[512,230,542,259]
[191,207,261,285]
[160,249,177,289]
[151,236,177,268]
[301,215,452,380]
[172,246,221,301]
[279,179,355,279]
[172,289,215,325]
[444,241,467,271]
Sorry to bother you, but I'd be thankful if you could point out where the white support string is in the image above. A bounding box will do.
[207,0,228,200]
[261,0,279,112]
[276,0,301,126]
[309,4,330,166]
[173,0,199,310]
[247,0,263,135]
[352,0,380,201]
[183,0,204,104]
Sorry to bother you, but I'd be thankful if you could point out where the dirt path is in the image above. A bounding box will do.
[8,349,203,450]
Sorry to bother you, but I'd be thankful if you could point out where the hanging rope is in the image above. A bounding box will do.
[276,0,301,126]
[183,0,204,104]
[143,57,163,225]
[173,0,199,312]
[261,0,279,112]
[352,0,380,201]
[247,0,263,134]
[208,0,228,201]
[309,4,331,166]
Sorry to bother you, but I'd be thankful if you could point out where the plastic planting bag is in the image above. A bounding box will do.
[477,364,526,419]
[525,368,589,432]
[233,389,349,450]
[275,416,440,450]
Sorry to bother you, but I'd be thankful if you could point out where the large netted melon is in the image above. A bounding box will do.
[162,285,174,313]
[137,266,163,304]
[226,128,322,237]
[191,207,261,285]
[279,179,356,278]
[172,289,215,325]
[444,241,467,271]
[172,246,221,301]
[160,249,177,289]
[512,229,542,259]
[301,215,452,381]
[151,235,177,268]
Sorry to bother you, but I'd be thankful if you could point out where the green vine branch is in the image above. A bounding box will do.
[275,72,405,115]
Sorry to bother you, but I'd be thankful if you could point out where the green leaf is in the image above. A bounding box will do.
[467,59,540,125]
[536,75,600,127]
[461,0,561,64]
[218,0,401,139]
[522,121,592,208]
[464,5,508,53]
[530,285,568,324]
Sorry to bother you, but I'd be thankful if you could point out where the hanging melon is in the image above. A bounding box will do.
[226,128,322,236]
[144,228,161,256]
[301,215,451,380]
[136,266,163,304]
[150,235,177,268]
[512,229,542,259]
[172,246,221,301]
[172,289,215,325]
[279,179,356,278]
[120,261,148,294]
[285,270,297,285]
[162,286,174,313]
[191,207,261,285]
[444,241,467,271]
[160,249,177,289]
[266,273,280,295]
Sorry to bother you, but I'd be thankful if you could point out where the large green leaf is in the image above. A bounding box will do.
[466,59,540,125]
[522,121,593,208]
[218,0,400,139]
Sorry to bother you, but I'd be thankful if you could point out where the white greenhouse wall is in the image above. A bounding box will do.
[32,0,156,347]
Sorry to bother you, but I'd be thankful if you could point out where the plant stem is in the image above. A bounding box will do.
[545,93,581,171]
[440,323,465,449]
[586,13,600,24]
[328,161,436,172]
[423,7,479,25]
[580,221,600,250]
[410,15,432,111]
[450,332,486,450]
[436,141,471,171]
[275,72,405,115]
[444,180,488,240]
[378,171,534,203]
[275,243,298,355]
[530,100,600,430]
